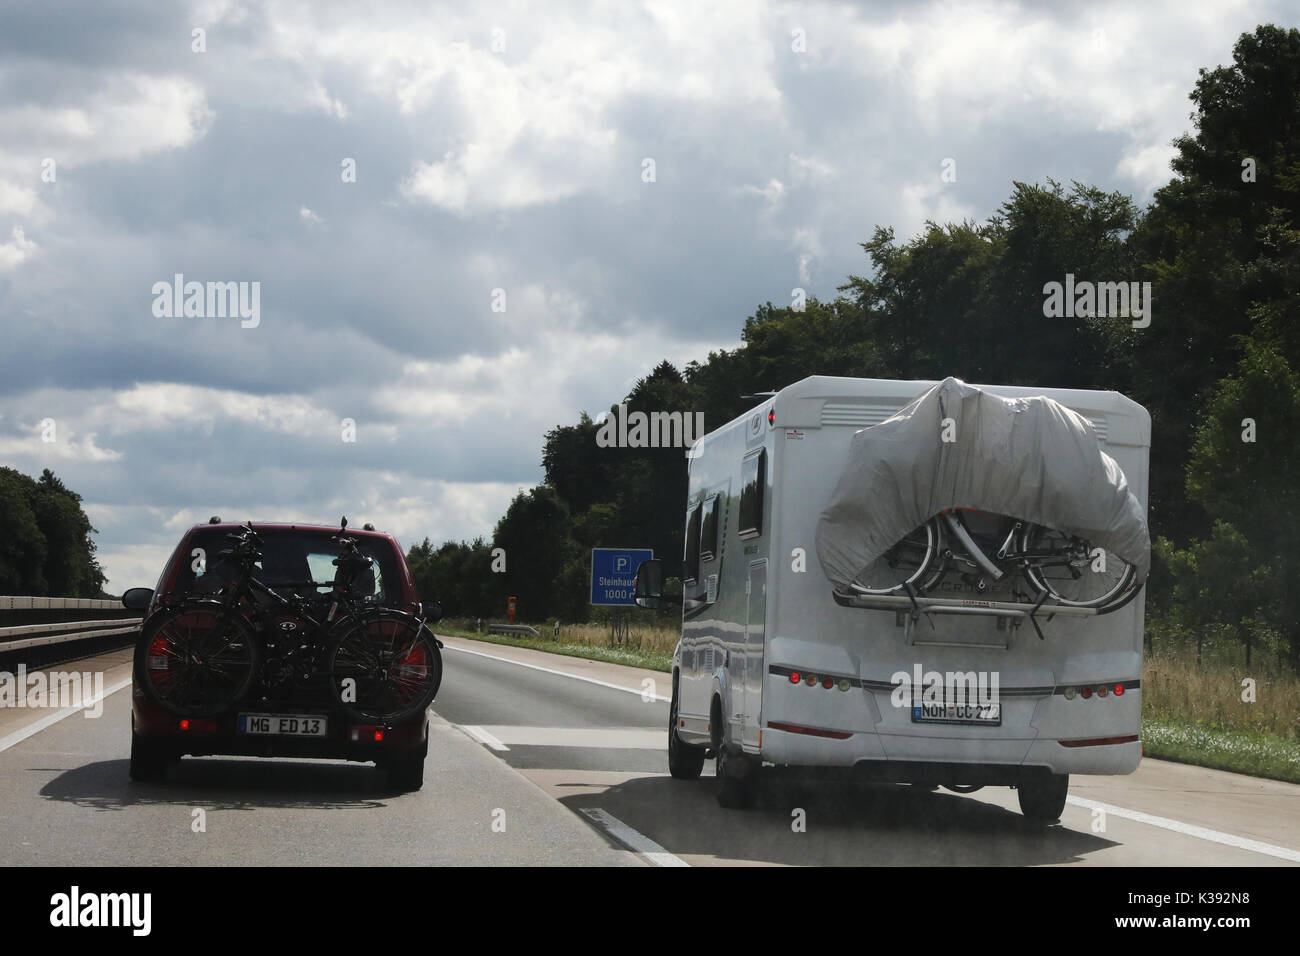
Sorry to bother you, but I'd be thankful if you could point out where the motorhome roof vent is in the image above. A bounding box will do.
[819,402,904,428]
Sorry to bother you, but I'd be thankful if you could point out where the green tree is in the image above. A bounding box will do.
[1171,339,1300,667]
[492,486,578,621]
[0,467,105,597]
[1132,24,1300,538]
[0,468,47,594]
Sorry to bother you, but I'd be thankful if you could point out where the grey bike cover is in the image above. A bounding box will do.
[815,377,1151,589]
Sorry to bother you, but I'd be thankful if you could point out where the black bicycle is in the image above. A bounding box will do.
[135,519,442,721]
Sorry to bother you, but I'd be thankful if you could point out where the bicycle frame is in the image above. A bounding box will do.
[939,511,1096,584]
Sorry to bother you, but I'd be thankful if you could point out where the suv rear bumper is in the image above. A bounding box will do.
[132,686,429,763]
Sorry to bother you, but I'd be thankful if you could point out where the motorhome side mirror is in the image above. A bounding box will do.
[122,587,154,611]
[634,559,664,610]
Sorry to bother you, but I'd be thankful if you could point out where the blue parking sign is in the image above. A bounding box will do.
[590,548,655,606]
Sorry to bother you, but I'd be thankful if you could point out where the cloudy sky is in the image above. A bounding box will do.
[0,0,1291,593]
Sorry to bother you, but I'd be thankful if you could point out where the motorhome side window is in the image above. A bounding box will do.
[700,495,719,562]
[683,503,702,583]
[738,448,765,538]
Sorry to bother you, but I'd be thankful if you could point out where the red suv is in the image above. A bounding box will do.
[121,518,442,791]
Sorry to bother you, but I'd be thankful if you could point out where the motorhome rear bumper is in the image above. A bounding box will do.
[761,725,1140,776]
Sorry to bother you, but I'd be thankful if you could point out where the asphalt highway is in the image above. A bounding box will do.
[2,637,1297,867]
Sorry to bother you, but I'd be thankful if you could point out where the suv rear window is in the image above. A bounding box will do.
[171,529,399,603]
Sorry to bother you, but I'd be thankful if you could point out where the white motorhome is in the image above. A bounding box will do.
[636,375,1150,822]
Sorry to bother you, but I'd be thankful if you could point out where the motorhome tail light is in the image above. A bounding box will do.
[767,409,775,426]
[804,674,817,686]
[1063,687,1077,700]
[1080,686,1093,699]
[1113,684,1125,696]
[821,676,834,690]
[838,679,851,692]
[1096,684,1109,697]
[789,671,801,684]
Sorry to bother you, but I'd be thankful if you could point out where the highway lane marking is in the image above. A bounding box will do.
[0,676,132,753]
[460,725,510,751]
[1065,796,1300,863]
[475,726,663,749]
[579,808,689,867]
[442,642,671,702]
[447,641,1300,864]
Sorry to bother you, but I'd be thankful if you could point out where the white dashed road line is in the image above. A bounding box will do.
[442,642,670,701]
[472,726,663,749]
[579,807,690,867]
[459,724,510,751]
[1066,795,1300,863]
[0,677,133,753]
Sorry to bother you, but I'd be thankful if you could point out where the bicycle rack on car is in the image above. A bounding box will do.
[831,585,1100,646]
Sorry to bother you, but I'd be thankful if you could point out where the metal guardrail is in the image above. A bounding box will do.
[487,624,541,638]
[0,597,128,611]
[0,596,143,654]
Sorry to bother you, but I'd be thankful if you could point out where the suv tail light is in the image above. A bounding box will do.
[178,718,218,733]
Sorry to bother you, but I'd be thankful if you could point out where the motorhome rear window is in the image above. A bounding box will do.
[683,504,702,582]
[739,449,765,538]
[700,495,719,561]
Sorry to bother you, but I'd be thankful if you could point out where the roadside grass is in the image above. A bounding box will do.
[437,615,1300,783]
[1140,645,1300,783]
[1143,647,1300,741]
[436,619,672,672]
[1140,719,1300,785]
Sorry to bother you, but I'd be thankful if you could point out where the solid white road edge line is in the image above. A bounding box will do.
[1065,795,1300,863]
[443,641,671,702]
[0,676,133,753]
[460,724,510,751]
[579,808,689,867]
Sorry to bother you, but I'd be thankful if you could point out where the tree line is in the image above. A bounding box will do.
[408,25,1300,670]
[0,467,107,597]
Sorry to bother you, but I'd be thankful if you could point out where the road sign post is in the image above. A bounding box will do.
[591,548,653,649]
[589,548,654,607]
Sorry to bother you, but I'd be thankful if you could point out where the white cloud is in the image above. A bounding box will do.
[0,423,121,462]
[740,178,786,208]
[0,225,36,270]
[0,73,211,170]
[789,153,835,184]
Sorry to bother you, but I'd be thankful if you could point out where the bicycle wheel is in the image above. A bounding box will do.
[136,600,260,717]
[1017,524,1137,609]
[326,610,442,722]
[848,518,944,595]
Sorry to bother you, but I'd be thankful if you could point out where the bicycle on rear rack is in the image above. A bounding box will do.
[846,508,1140,614]
[135,518,442,721]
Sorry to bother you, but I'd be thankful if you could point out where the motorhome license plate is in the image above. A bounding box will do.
[238,714,327,736]
[911,701,1001,725]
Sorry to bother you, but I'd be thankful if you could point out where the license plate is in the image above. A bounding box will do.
[238,714,327,736]
[911,700,1001,725]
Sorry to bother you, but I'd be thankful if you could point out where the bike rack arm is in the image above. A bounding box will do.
[831,589,1099,619]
